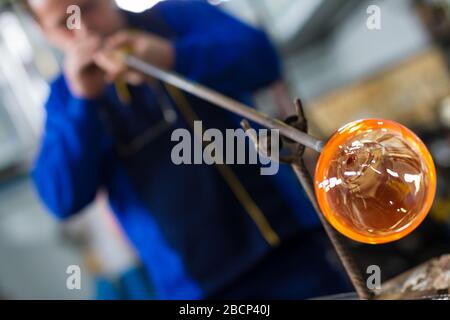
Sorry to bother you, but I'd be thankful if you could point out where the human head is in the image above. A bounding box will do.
[26,0,125,50]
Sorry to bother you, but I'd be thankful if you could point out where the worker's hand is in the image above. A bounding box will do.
[63,35,107,99]
[94,30,175,86]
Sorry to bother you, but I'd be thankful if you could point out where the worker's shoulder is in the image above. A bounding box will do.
[48,73,68,92]
[149,0,212,16]
[45,73,72,110]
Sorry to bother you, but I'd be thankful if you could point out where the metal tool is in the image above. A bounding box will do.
[124,55,325,153]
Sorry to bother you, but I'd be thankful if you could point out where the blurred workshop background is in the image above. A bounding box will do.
[0,0,449,299]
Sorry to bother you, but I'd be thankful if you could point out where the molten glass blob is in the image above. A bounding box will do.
[315,119,436,244]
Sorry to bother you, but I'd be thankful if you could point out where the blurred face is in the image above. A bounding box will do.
[29,0,126,50]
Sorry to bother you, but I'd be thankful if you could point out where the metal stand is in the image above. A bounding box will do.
[289,100,373,300]
[242,99,374,300]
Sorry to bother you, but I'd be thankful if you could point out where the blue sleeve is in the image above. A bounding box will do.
[155,0,281,96]
[32,77,105,219]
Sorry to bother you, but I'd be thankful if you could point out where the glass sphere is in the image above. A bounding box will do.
[315,119,436,244]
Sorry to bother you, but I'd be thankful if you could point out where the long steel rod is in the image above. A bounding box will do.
[124,55,324,153]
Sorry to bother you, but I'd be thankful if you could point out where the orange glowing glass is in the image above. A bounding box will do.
[314,119,436,244]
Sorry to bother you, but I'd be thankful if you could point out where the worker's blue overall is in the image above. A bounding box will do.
[32,0,350,299]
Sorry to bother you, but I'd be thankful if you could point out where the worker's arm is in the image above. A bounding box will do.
[155,0,281,96]
[96,1,281,96]
[32,77,105,219]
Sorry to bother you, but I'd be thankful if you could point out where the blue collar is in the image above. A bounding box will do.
[120,8,175,39]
